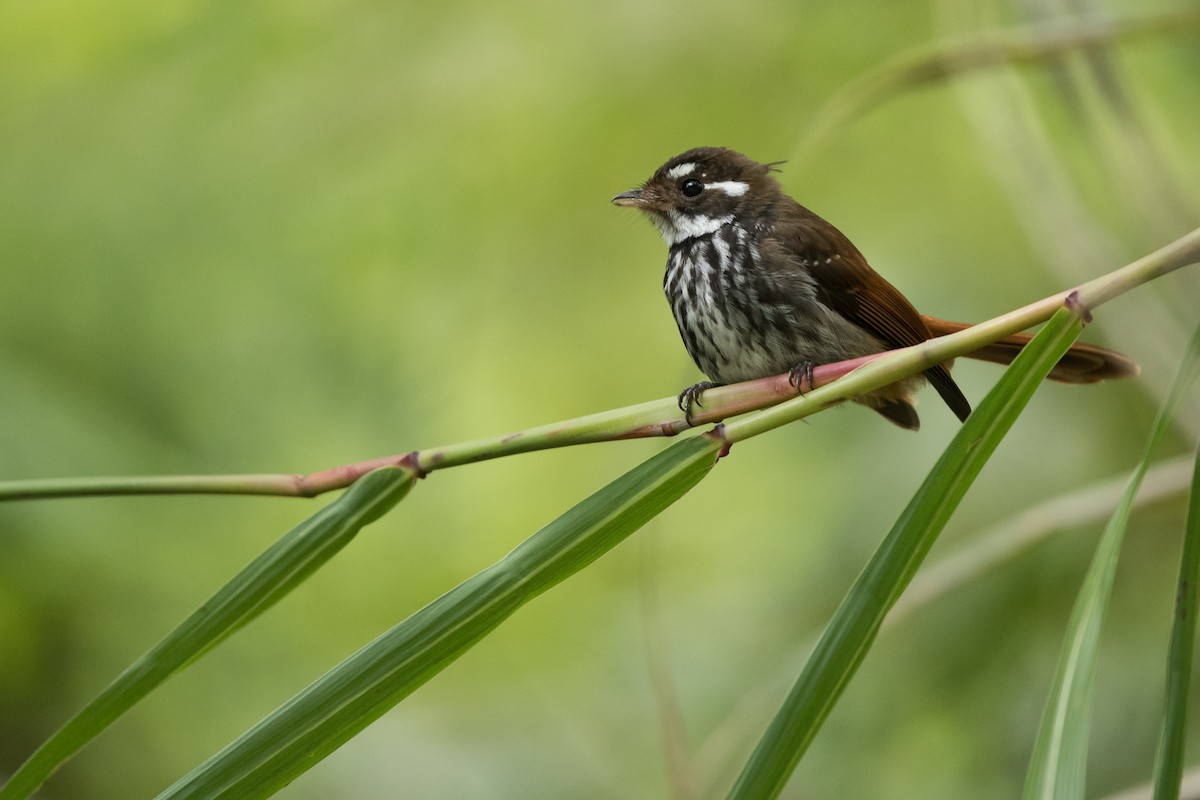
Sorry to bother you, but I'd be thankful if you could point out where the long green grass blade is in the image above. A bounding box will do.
[1151,326,1200,800]
[1022,323,1200,800]
[1020,478,1133,799]
[0,466,414,800]
[1153,446,1200,800]
[156,434,720,799]
[726,306,1087,800]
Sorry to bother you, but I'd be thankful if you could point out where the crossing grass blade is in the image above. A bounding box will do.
[0,466,415,800]
[154,435,721,799]
[726,306,1087,800]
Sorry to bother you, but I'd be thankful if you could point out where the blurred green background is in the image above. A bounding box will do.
[2,0,1198,797]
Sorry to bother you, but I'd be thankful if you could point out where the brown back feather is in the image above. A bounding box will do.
[776,205,972,422]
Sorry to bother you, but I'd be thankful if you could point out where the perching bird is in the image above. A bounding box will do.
[613,146,1136,430]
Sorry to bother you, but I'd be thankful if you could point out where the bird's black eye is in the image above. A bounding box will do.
[681,178,704,197]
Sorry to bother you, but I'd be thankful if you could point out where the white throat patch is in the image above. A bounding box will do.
[658,211,733,245]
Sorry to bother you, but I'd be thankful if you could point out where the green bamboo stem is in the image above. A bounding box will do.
[3,226,1198,503]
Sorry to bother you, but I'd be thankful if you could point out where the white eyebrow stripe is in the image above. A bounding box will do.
[707,180,749,197]
[665,162,697,179]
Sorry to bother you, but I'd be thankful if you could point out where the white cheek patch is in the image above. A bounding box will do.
[663,211,733,245]
[707,180,749,197]
[665,162,697,180]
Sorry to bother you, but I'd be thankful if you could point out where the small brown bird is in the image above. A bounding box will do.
[613,147,1137,430]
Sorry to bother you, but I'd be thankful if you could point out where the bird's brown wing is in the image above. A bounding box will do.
[774,209,972,422]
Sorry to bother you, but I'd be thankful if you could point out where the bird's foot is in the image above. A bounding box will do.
[677,381,722,420]
[787,361,816,394]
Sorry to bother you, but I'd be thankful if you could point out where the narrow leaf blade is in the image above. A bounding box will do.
[1153,446,1200,800]
[0,467,414,800]
[157,435,720,799]
[727,306,1086,800]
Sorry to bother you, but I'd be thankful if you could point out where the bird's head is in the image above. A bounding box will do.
[612,147,782,246]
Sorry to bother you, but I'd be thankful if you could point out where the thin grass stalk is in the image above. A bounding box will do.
[3,225,1197,503]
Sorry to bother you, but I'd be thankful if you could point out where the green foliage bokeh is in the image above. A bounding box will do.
[1,1,1197,797]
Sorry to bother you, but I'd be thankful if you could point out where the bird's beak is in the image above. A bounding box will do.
[611,189,645,207]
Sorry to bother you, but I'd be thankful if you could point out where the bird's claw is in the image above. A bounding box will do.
[677,381,720,420]
[788,362,816,394]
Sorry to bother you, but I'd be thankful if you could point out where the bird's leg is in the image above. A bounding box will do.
[677,380,722,420]
[787,361,816,394]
